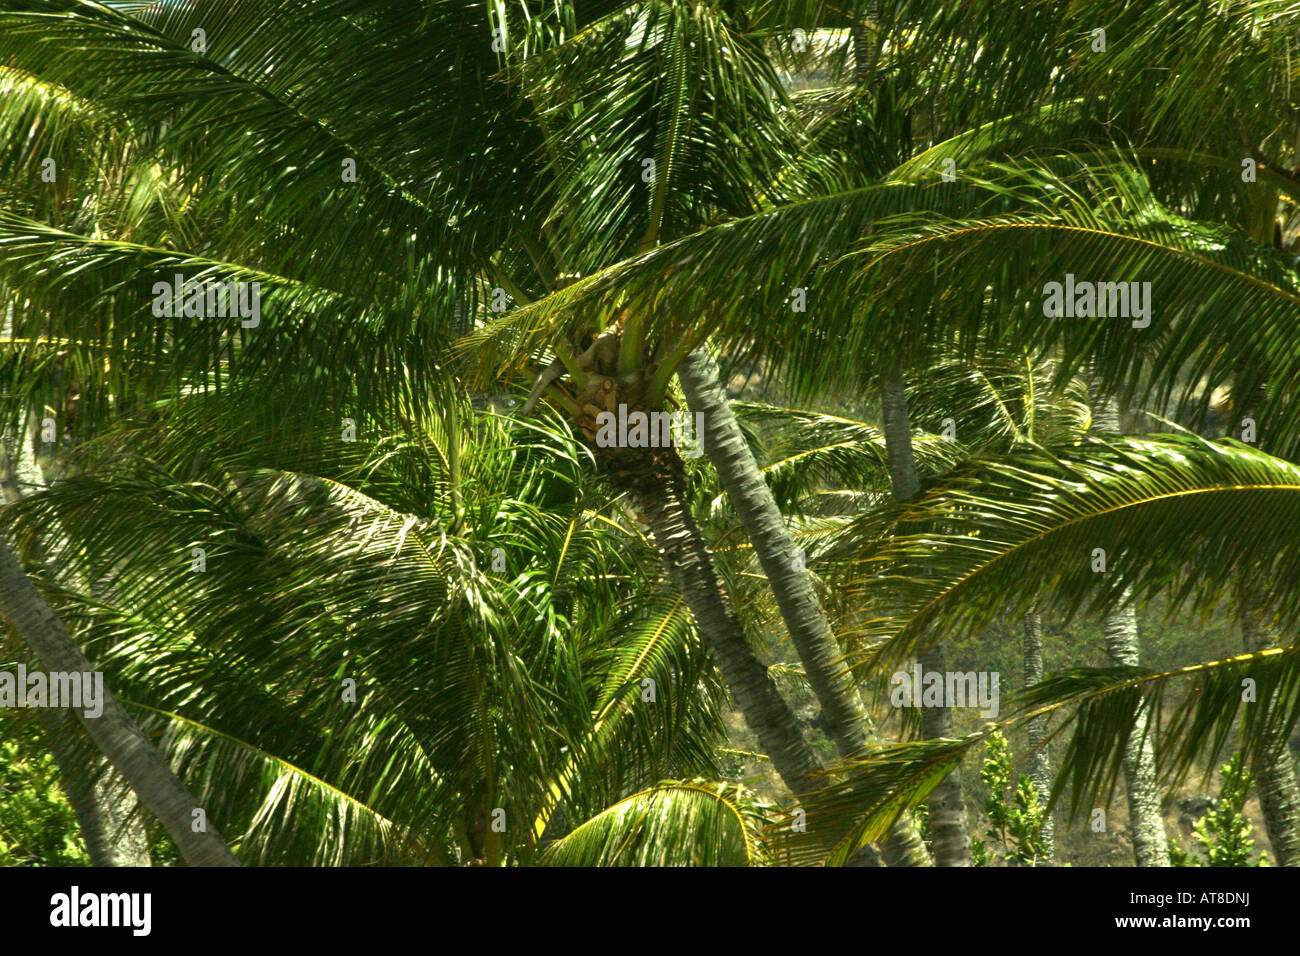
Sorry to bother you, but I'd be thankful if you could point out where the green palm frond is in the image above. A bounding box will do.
[538,779,775,866]
[131,703,433,866]
[769,644,1300,866]
[768,734,972,867]
[458,153,1300,423]
[519,0,800,275]
[722,401,962,515]
[903,355,1092,451]
[830,432,1300,670]
[538,589,728,833]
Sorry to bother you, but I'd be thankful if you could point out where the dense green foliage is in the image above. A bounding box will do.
[0,0,1298,867]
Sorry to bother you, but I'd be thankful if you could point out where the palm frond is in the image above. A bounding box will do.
[538,779,774,866]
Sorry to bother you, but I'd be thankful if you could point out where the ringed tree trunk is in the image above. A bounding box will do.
[1100,596,1170,866]
[594,437,824,795]
[555,322,888,854]
[677,349,930,866]
[1022,608,1055,864]
[1092,399,1170,866]
[0,538,239,866]
[562,329,825,797]
[1229,375,1300,866]
[1239,597,1300,866]
[880,362,972,866]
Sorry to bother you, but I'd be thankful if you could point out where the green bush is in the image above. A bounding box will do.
[1170,754,1268,867]
[972,728,1050,866]
[0,725,89,867]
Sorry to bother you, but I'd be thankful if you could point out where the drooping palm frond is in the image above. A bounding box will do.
[6,464,509,861]
[829,432,1300,669]
[131,701,433,866]
[459,154,1300,429]
[902,355,1093,451]
[768,643,1300,866]
[0,64,127,221]
[0,207,458,429]
[538,778,775,866]
[717,401,962,517]
[0,0,534,276]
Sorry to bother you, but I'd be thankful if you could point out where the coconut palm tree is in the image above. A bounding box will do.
[8,0,1300,868]
[5,382,770,864]
[466,6,1300,867]
[0,0,847,815]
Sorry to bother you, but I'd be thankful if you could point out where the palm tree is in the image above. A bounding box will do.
[5,385,761,864]
[7,0,1300,868]
[0,0,848,815]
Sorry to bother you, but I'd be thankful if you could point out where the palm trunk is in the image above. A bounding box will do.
[1093,399,1170,866]
[3,425,153,867]
[1100,595,1170,866]
[1239,604,1300,866]
[880,362,972,865]
[1229,371,1300,866]
[0,538,239,866]
[678,349,930,865]
[1022,608,1055,864]
[36,708,153,866]
[596,442,823,796]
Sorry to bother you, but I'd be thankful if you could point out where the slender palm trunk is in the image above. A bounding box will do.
[3,419,153,866]
[1229,374,1300,866]
[36,708,153,866]
[1239,604,1300,866]
[880,362,972,865]
[597,443,824,795]
[1093,399,1169,866]
[0,539,239,866]
[1022,608,1054,864]
[678,349,930,865]
[1100,596,1170,866]
[853,5,968,865]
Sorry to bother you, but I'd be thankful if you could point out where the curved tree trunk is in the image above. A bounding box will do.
[1022,608,1055,864]
[36,708,153,866]
[1239,605,1300,866]
[678,349,931,865]
[0,538,239,866]
[3,425,152,867]
[1093,398,1170,866]
[880,362,971,866]
[596,442,824,796]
